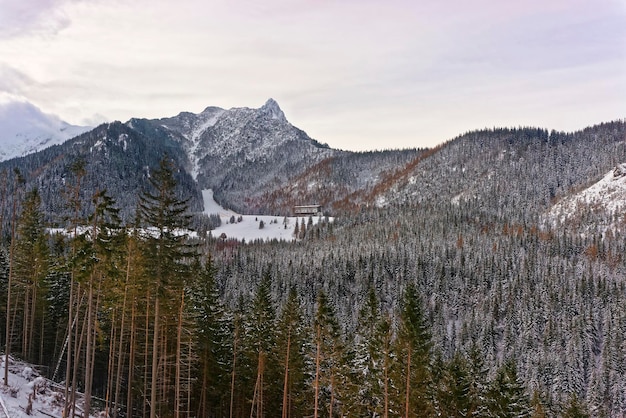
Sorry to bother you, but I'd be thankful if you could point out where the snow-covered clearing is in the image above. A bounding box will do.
[202,190,328,242]
[48,190,330,243]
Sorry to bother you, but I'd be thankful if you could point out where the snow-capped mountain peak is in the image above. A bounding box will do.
[0,100,90,161]
[259,98,286,122]
[153,99,323,183]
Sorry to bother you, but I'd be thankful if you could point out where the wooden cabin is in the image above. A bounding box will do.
[293,204,322,216]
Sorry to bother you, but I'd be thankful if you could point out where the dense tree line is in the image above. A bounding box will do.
[214,197,626,416]
[0,156,622,417]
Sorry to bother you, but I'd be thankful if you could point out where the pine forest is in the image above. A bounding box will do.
[0,123,625,418]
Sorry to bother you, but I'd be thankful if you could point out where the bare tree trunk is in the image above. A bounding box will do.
[198,352,208,417]
[113,282,130,418]
[61,283,81,418]
[281,329,291,418]
[230,325,238,418]
[63,161,84,418]
[22,287,30,359]
[38,310,45,367]
[149,297,160,418]
[4,195,18,386]
[329,372,334,418]
[257,352,264,418]
[383,338,390,418]
[313,325,321,418]
[70,296,88,418]
[29,287,37,361]
[186,340,192,418]
[250,369,259,418]
[175,289,184,418]
[160,324,168,416]
[405,348,411,418]
[105,309,118,417]
[62,279,75,418]
[83,280,94,417]
[142,290,150,418]
[126,293,137,418]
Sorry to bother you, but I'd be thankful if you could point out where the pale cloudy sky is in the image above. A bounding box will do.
[0,0,624,151]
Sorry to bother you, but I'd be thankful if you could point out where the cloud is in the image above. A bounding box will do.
[0,64,33,96]
[0,0,623,151]
[0,0,73,39]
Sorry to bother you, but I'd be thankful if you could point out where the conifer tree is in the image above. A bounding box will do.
[4,168,24,387]
[313,290,343,418]
[191,257,232,417]
[72,189,123,417]
[139,156,196,418]
[396,283,434,417]
[12,188,49,364]
[466,343,490,416]
[246,269,278,418]
[276,286,310,418]
[435,353,473,418]
[62,158,86,418]
[486,360,532,418]
[348,286,390,416]
[561,394,590,418]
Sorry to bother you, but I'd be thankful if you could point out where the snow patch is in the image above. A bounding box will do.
[0,356,80,418]
[545,164,626,230]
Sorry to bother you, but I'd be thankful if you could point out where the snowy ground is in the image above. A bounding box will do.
[202,189,328,242]
[0,355,79,418]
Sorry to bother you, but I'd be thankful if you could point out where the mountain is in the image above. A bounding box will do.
[0,100,90,161]
[0,99,353,228]
[147,98,343,213]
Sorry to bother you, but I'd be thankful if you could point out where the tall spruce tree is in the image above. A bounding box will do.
[12,188,49,364]
[348,286,389,417]
[76,189,123,417]
[139,156,196,418]
[246,268,278,418]
[276,286,310,418]
[191,257,232,417]
[313,290,343,418]
[396,283,434,417]
[4,168,24,386]
[435,353,473,418]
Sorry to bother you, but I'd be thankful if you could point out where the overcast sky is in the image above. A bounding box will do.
[0,0,624,151]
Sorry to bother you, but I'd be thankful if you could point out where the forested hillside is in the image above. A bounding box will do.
[0,119,624,416]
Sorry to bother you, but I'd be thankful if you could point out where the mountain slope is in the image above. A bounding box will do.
[0,100,90,161]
